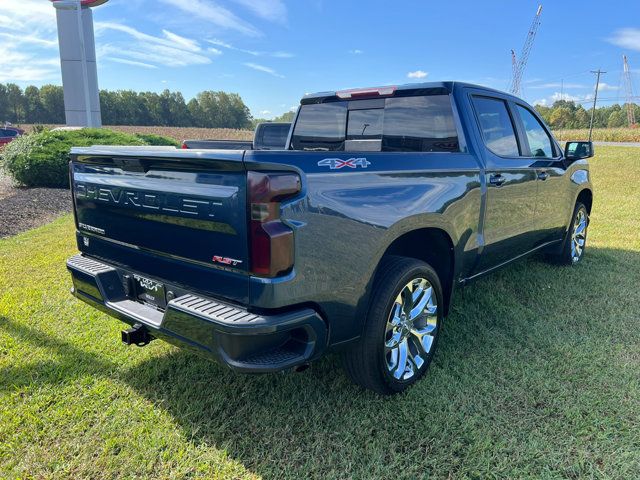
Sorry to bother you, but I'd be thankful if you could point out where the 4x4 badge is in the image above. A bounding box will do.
[318,158,371,170]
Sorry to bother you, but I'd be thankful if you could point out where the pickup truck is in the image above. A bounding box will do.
[66,82,594,394]
[181,122,291,150]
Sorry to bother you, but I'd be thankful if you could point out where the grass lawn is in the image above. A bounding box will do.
[1,146,639,479]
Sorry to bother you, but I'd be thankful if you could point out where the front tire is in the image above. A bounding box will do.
[343,256,444,395]
[554,202,589,265]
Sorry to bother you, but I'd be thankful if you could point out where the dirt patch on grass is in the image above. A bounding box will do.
[0,173,71,238]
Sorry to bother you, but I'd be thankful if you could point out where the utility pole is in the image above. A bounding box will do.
[588,69,606,142]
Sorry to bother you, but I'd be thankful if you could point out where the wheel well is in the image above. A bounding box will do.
[380,228,455,315]
[577,189,593,214]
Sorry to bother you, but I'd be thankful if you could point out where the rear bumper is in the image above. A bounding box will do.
[66,254,327,372]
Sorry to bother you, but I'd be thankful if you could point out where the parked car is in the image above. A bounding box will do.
[181,122,291,150]
[0,126,24,145]
[66,82,593,394]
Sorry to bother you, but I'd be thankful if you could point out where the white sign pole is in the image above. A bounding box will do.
[75,0,93,127]
[51,0,106,127]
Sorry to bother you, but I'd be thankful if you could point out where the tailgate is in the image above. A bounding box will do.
[71,148,249,300]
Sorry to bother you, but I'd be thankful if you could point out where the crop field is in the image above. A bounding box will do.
[0,146,639,479]
[554,127,640,142]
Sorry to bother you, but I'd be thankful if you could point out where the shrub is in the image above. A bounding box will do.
[1,128,177,188]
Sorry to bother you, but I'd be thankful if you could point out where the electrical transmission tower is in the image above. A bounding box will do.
[510,5,543,96]
[622,55,637,127]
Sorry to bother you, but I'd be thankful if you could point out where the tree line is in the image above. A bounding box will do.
[0,83,252,129]
[2,82,638,130]
[534,100,639,129]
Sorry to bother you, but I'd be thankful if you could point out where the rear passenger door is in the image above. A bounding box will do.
[469,93,539,271]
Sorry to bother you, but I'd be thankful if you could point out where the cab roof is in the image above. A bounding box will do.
[300,81,517,105]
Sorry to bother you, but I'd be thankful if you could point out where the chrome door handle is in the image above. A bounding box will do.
[489,173,506,187]
[537,171,549,181]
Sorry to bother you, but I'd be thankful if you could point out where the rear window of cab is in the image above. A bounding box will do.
[291,95,460,153]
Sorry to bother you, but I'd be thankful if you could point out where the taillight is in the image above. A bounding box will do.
[248,171,301,277]
[181,141,188,149]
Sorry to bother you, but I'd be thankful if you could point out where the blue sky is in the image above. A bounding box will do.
[2,0,640,119]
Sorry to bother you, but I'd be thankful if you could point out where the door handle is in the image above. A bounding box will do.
[537,171,549,181]
[489,173,506,187]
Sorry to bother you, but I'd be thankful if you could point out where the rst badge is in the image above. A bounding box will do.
[212,256,243,267]
[318,158,371,170]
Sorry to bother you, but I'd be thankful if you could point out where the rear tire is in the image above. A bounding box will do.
[343,256,444,395]
[550,202,589,265]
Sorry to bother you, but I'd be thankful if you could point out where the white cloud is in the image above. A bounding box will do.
[106,58,158,69]
[608,28,640,51]
[598,82,619,91]
[231,0,287,24]
[407,70,428,79]
[208,47,223,56]
[533,91,594,106]
[349,49,363,55]
[260,110,271,115]
[161,30,201,52]
[0,0,60,82]
[95,22,214,67]
[0,66,58,83]
[207,39,293,58]
[529,82,587,89]
[0,32,56,49]
[159,0,260,36]
[244,62,284,78]
[209,39,234,49]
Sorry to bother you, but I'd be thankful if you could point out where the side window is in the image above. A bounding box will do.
[472,96,520,157]
[382,95,459,152]
[290,102,347,151]
[516,105,554,158]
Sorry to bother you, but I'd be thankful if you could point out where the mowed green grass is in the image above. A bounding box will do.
[1,147,639,479]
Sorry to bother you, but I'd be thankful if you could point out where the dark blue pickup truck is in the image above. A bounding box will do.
[67,82,594,394]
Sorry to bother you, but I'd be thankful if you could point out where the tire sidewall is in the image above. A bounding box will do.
[369,261,444,392]
[567,202,589,264]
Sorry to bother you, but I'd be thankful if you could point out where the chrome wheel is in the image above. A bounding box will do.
[571,209,588,263]
[384,278,438,381]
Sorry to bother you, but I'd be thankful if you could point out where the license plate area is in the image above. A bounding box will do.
[132,274,166,309]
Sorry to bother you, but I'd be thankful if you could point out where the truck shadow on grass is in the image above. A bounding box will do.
[1,246,638,478]
[120,246,640,477]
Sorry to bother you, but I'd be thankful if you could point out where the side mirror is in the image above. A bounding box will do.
[564,141,594,161]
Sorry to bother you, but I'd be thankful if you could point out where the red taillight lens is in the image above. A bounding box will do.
[248,171,301,277]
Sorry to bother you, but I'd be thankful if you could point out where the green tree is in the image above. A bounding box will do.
[273,111,295,123]
[5,83,24,123]
[549,107,572,129]
[23,86,44,124]
[607,110,626,128]
[39,85,65,124]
